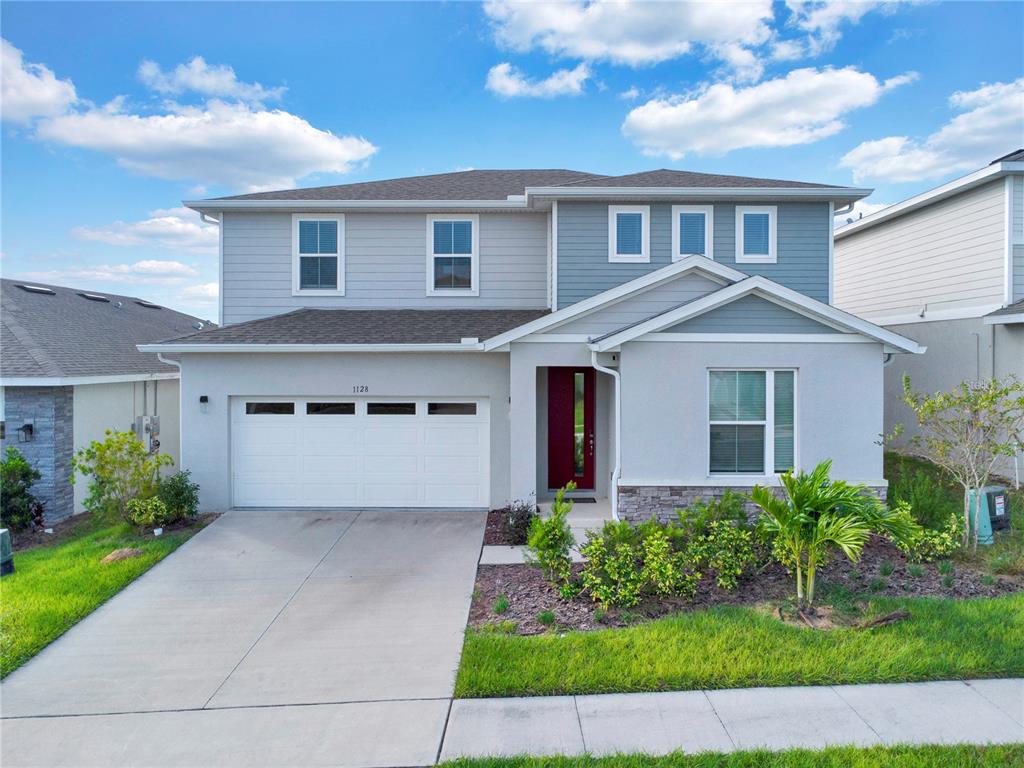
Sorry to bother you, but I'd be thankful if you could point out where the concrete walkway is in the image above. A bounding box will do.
[1,509,485,768]
[441,679,1024,759]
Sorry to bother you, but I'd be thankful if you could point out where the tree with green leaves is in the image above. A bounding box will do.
[71,430,173,523]
[751,460,918,605]
[901,376,1024,550]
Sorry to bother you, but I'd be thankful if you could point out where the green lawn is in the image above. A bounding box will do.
[441,744,1024,768]
[455,593,1024,698]
[0,518,209,677]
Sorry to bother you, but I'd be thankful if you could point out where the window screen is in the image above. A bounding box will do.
[616,212,643,255]
[679,212,706,255]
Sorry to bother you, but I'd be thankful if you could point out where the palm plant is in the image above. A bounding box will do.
[751,460,919,605]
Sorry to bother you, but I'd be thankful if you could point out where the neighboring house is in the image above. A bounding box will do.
[834,150,1024,482]
[0,279,211,521]
[140,169,922,521]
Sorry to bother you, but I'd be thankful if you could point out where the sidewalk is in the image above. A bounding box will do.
[441,678,1024,760]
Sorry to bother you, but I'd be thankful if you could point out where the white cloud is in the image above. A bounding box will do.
[73,207,217,253]
[179,282,218,299]
[138,56,285,104]
[36,99,377,191]
[22,259,198,286]
[1,38,77,124]
[484,0,772,76]
[782,1,912,57]
[486,62,591,98]
[618,86,641,101]
[623,66,915,159]
[840,78,1024,183]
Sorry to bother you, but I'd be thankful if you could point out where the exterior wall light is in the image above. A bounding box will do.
[17,422,34,442]
[199,395,209,414]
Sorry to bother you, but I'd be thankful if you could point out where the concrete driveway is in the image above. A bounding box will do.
[1,509,485,767]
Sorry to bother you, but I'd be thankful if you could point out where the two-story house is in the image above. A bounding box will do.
[141,169,922,521]
[834,151,1023,481]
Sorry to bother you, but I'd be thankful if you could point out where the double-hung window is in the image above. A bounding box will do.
[293,215,344,294]
[671,205,714,260]
[428,214,479,296]
[708,369,796,475]
[735,205,777,263]
[608,205,650,263]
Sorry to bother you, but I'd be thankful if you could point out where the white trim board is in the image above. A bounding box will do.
[865,304,1004,326]
[589,275,925,354]
[137,343,486,354]
[638,333,872,344]
[482,255,747,350]
[1,372,180,386]
[984,312,1024,326]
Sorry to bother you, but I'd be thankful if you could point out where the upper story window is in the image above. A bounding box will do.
[608,205,650,263]
[428,214,479,296]
[735,205,777,264]
[708,369,795,476]
[293,214,344,295]
[672,205,714,260]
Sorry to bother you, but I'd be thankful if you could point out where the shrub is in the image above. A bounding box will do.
[503,498,537,545]
[493,595,509,615]
[580,520,700,609]
[686,519,755,590]
[126,496,176,528]
[536,610,556,626]
[525,483,575,585]
[893,503,961,563]
[887,463,959,530]
[156,470,200,520]
[71,430,173,522]
[674,490,749,538]
[0,447,43,531]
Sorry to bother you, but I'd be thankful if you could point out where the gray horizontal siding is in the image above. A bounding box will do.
[555,273,721,335]
[222,212,549,324]
[664,294,842,333]
[556,201,830,309]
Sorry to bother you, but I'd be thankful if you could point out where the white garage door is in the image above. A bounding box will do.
[230,397,489,508]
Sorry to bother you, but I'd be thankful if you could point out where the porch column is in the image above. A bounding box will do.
[508,345,538,504]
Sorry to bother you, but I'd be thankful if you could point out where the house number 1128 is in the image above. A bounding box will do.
[352,385,369,393]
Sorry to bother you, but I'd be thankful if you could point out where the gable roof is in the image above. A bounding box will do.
[140,308,549,351]
[1,279,211,381]
[482,256,747,350]
[589,276,925,354]
[560,169,839,190]
[983,299,1024,325]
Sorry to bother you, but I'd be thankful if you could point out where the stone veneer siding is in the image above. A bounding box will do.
[0,387,75,523]
[618,484,888,524]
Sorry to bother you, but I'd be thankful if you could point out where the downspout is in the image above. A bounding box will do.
[591,350,621,521]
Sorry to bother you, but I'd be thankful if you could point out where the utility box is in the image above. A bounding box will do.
[0,529,13,576]
[966,486,1009,546]
[133,415,161,453]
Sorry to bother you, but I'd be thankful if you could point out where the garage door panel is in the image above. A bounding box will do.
[231,396,488,508]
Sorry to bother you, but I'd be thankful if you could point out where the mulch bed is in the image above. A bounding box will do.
[483,508,524,546]
[469,538,1024,635]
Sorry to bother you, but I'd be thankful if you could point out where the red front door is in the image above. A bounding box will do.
[547,367,595,491]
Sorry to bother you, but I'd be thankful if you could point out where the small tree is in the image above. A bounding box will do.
[0,447,43,531]
[71,430,173,522]
[902,376,1024,550]
[751,460,918,606]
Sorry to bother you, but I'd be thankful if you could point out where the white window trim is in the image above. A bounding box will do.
[292,214,345,296]
[426,214,480,297]
[735,205,777,264]
[706,367,798,478]
[608,205,650,263]
[671,205,714,261]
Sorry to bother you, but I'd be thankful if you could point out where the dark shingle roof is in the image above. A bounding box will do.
[1,279,211,379]
[985,300,1024,320]
[990,149,1024,164]
[155,308,549,345]
[215,170,602,201]
[561,169,841,189]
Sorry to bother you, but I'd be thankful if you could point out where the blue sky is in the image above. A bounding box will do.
[2,0,1022,320]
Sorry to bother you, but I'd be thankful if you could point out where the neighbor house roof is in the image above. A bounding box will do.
[557,169,840,189]
[1,279,211,382]
[142,308,549,350]
[983,300,1024,325]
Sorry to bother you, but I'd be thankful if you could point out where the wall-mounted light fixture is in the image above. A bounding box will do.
[199,395,209,414]
[17,422,34,443]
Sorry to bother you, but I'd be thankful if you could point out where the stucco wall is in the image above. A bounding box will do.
[618,340,886,488]
[71,379,181,513]
[178,352,511,510]
[882,317,1023,481]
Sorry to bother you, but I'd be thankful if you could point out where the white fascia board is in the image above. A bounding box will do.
[184,199,529,215]
[0,372,180,386]
[480,256,747,350]
[835,162,1024,239]
[984,312,1024,325]
[865,304,1003,326]
[590,276,925,354]
[136,343,485,353]
[637,333,874,344]
[525,186,872,202]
